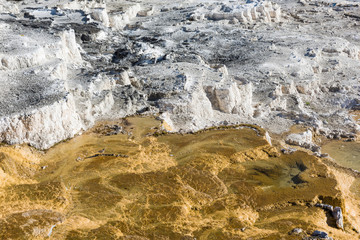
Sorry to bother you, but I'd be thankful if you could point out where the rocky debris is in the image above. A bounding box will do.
[190,1,281,24]
[315,203,344,229]
[313,152,330,158]
[286,130,321,153]
[333,206,344,229]
[112,47,132,63]
[311,230,333,240]
[348,99,360,111]
[85,153,129,159]
[315,203,334,212]
[281,147,297,154]
[104,125,123,136]
[0,0,359,148]
[326,129,357,141]
[319,153,329,158]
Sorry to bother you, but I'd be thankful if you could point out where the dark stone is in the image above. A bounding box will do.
[348,98,360,110]
[148,92,168,101]
[112,47,131,63]
[81,34,91,42]
[312,230,329,239]
[328,86,340,93]
[24,12,35,19]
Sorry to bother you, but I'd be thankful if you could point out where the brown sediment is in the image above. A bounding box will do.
[0,117,359,239]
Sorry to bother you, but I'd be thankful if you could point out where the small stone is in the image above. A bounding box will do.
[290,228,303,235]
[320,153,329,158]
[313,152,321,157]
[281,147,297,154]
[98,148,105,153]
[333,206,344,229]
[315,203,334,212]
[312,230,330,239]
[81,34,91,43]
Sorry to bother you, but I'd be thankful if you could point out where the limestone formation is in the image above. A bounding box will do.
[1,1,360,239]
[0,0,359,149]
[286,130,321,152]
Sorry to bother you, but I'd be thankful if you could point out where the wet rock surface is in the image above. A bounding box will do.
[316,203,344,229]
[311,230,332,240]
[0,0,359,148]
[1,0,360,238]
[0,117,358,239]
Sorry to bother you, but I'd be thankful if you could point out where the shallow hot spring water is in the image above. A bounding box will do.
[322,141,360,171]
[0,117,359,239]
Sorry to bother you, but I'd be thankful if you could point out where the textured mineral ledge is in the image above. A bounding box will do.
[0,0,359,149]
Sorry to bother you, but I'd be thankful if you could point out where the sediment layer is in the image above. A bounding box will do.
[0,117,359,239]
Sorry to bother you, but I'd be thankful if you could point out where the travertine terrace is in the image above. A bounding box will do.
[0,0,359,149]
[1,0,360,239]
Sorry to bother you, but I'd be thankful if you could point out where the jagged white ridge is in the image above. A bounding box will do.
[0,95,84,149]
[190,1,281,23]
[109,4,141,30]
[0,0,19,14]
[0,24,86,149]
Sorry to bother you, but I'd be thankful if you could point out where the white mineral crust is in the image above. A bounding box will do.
[0,0,359,148]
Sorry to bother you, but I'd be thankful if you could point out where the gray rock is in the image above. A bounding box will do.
[281,147,297,154]
[315,204,344,230]
[333,206,344,229]
[311,230,332,239]
[286,130,321,153]
[315,203,334,212]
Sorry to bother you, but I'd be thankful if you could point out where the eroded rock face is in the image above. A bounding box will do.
[286,130,321,153]
[0,0,359,148]
[191,0,281,23]
[0,23,86,149]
